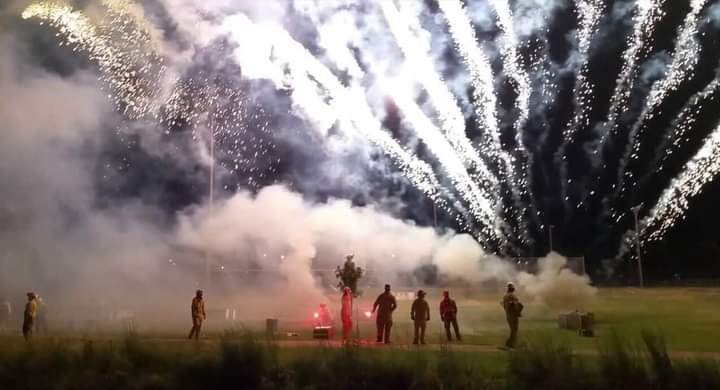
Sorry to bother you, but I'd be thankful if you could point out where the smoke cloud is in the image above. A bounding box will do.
[517,252,598,308]
[0,0,602,333]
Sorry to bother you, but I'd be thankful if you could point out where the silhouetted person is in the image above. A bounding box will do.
[341,287,353,341]
[502,283,522,349]
[188,290,206,340]
[440,289,461,342]
[372,284,397,344]
[23,292,37,342]
[411,290,430,344]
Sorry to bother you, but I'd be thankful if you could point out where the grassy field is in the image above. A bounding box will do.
[2,288,720,389]
[294,287,720,353]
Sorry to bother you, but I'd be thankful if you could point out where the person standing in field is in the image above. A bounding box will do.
[411,290,430,345]
[439,289,461,342]
[23,292,38,342]
[372,284,397,344]
[188,289,206,341]
[341,286,353,341]
[502,282,523,349]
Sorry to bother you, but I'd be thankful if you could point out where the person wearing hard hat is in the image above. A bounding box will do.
[372,284,397,344]
[23,292,38,342]
[439,289,461,342]
[410,290,430,345]
[340,287,353,341]
[501,282,523,349]
[188,290,206,340]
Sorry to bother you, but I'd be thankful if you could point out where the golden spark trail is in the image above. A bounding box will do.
[379,1,500,193]
[23,1,164,118]
[438,0,532,246]
[594,0,665,155]
[615,0,706,200]
[638,121,720,244]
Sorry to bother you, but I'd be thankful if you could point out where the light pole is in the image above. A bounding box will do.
[204,126,215,289]
[433,203,438,229]
[548,225,555,253]
[630,204,644,288]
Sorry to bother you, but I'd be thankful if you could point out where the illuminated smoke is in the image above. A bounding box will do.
[438,0,531,246]
[391,84,503,244]
[379,1,499,193]
[21,0,720,256]
[221,15,460,215]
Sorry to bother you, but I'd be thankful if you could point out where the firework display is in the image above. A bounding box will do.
[20,0,720,256]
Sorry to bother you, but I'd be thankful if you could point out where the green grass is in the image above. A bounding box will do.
[1,331,720,390]
[346,287,720,352]
[2,288,720,389]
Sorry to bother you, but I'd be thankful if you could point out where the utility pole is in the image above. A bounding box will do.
[631,204,644,288]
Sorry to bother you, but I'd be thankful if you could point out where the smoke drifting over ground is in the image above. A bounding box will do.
[518,253,597,308]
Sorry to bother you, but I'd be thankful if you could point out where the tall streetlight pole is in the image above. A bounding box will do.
[205,127,215,289]
[433,203,438,229]
[630,204,644,288]
[548,225,555,253]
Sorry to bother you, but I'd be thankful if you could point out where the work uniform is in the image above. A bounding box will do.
[440,297,461,341]
[502,292,521,348]
[188,296,206,340]
[23,298,37,341]
[341,292,353,340]
[410,297,430,344]
[373,292,397,343]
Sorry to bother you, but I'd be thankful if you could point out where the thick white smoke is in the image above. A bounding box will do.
[517,252,598,308]
[433,234,514,283]
[177,186,595,314]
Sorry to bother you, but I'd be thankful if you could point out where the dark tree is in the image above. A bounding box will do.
[335,254,363,297]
